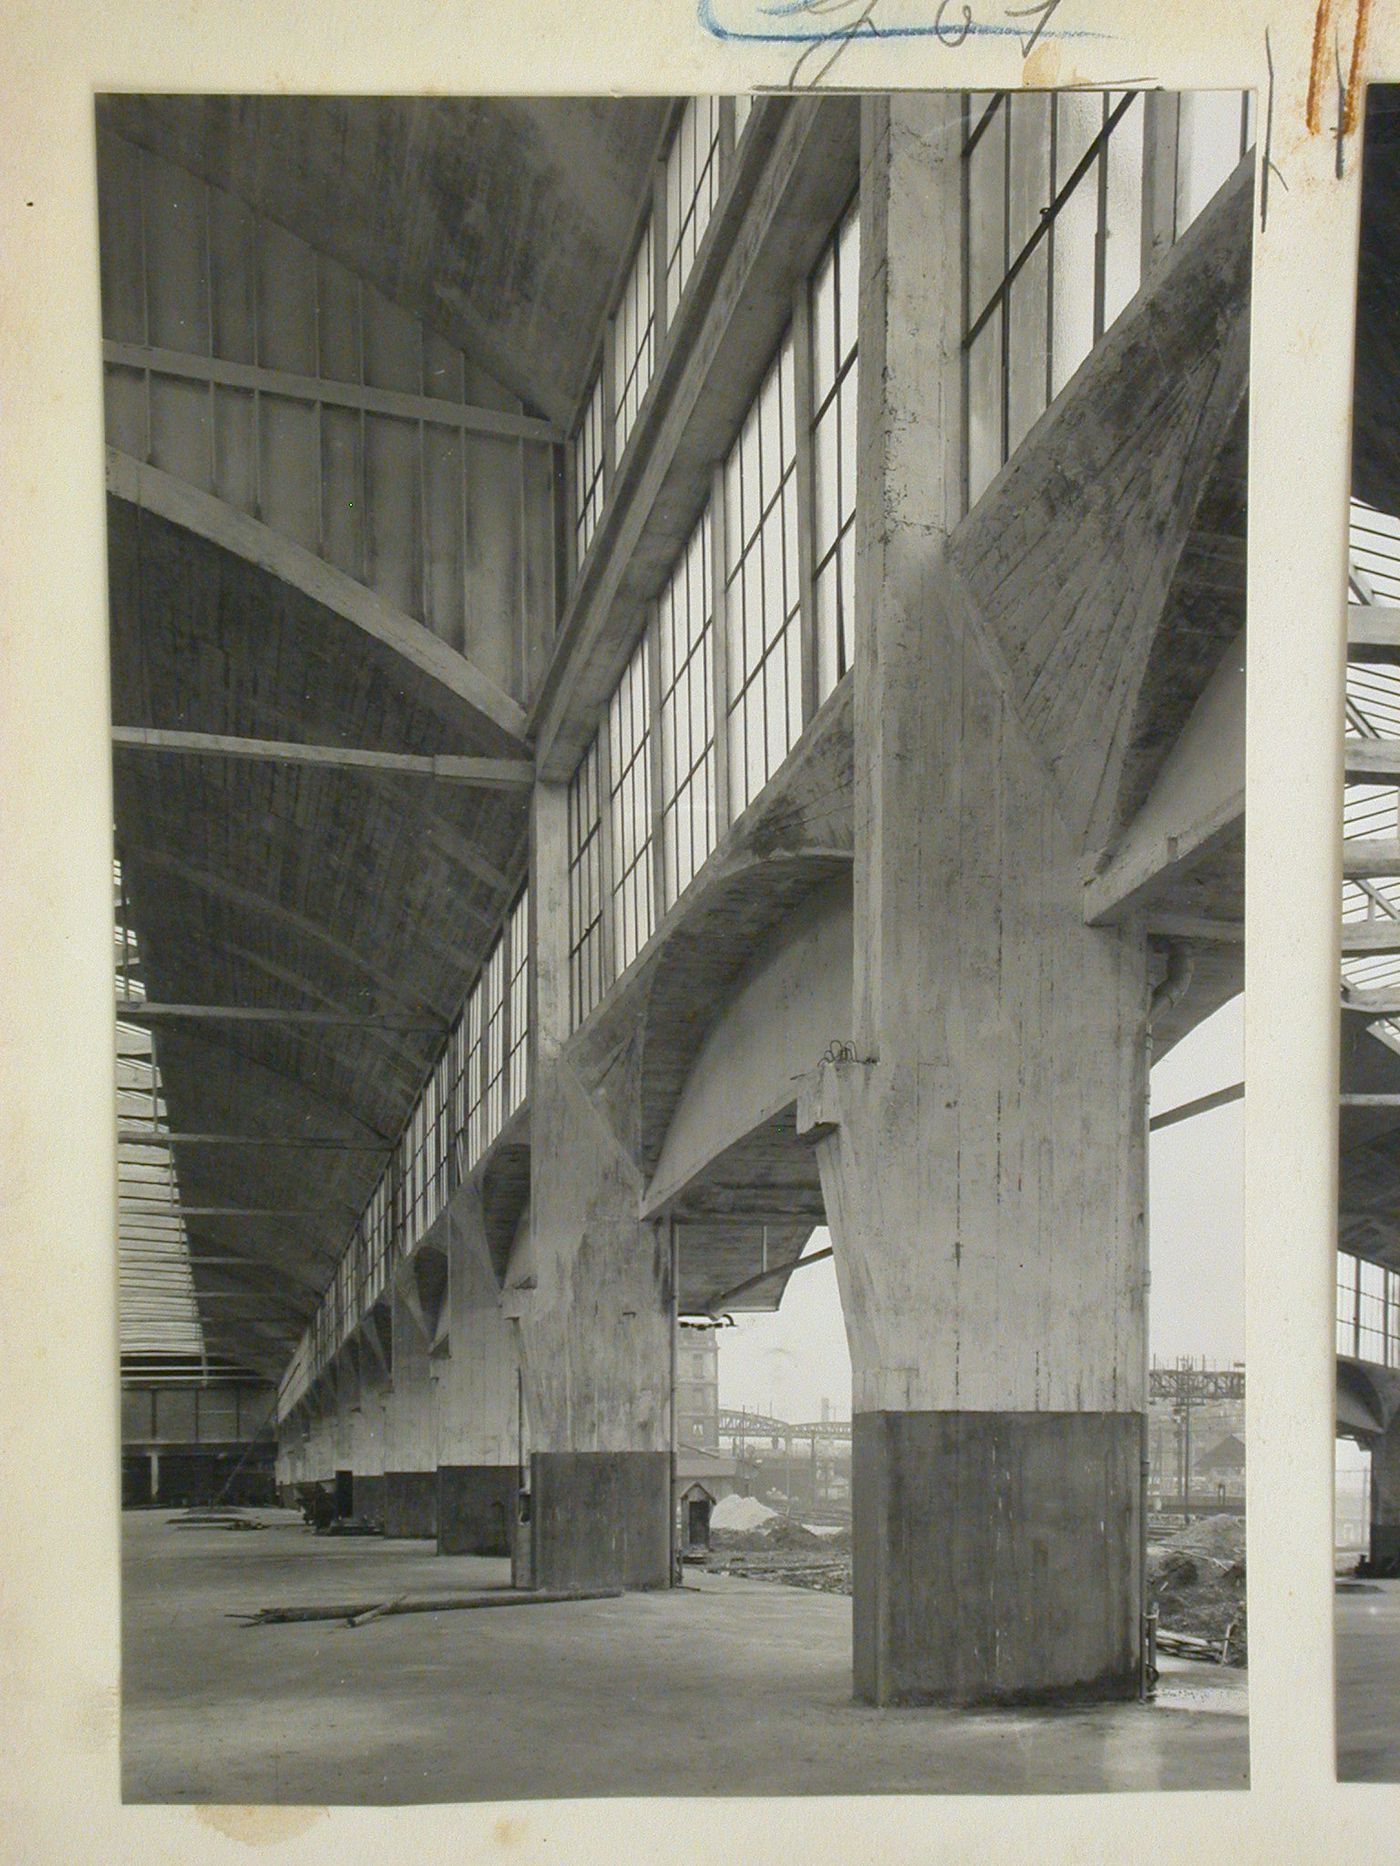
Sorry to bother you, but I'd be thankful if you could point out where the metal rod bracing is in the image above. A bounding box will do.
[701,1245,835,1316]
[1148,1082,1245,1132]
[115,1000,449,1032]
[116,1130,392,1151]
[110,728,534,789]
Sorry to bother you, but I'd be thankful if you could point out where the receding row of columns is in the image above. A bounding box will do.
[279,94,1171,1707]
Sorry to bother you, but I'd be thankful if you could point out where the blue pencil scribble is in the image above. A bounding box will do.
[698,0,1101,46]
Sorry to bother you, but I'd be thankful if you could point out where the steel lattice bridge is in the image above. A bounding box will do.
[1149,1365,1245,1403]
[718,1409,851,1448]
[719,1366,1245,1449]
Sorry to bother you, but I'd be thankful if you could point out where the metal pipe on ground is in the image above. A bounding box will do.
[231,1587,623,1627]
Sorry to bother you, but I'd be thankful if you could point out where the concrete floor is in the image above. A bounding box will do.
[122,1509,1249,1803]
[1336,1578,1400,1782]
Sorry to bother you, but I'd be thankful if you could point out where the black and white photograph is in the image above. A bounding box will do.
[1335,79,1400,1787]
[99,86,1257,1800]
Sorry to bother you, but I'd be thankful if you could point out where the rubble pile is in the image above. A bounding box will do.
[707,1513,853,1592]
[1147,1514,1247,1664]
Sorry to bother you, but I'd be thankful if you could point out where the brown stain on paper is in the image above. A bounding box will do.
[194,1805,329,1845]
[1022,43,1061,87]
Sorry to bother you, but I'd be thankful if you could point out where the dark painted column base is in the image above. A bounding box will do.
[530,1451,672,1591]
[853,1410,1142,1707]
[383,1470,438,1539]
[352,1472,385,1528]
[438,1465,517,1555]
[1371,1522,1400,1566]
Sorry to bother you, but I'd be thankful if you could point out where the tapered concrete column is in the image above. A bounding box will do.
[515,782,675,1592]
[1372,1413,1400,1567]
[384,1256,441,1537]
[800,97,1150,1705]
[435,1183,520,1555]
[348,1333,390,1526]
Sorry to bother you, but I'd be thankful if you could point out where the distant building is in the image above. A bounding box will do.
[1147,1367,1245,1509]
[676,1324,719,1451]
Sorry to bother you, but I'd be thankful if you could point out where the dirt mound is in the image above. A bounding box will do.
[761,1516,825,1550]
[1160,1513,1245,1566]
[710,1494,776,1533]
[1147,1513,1247,1663]
[713,1513,826,1553]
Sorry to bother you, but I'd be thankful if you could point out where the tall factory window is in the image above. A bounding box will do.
[810,198,860,702]
[613,219,656,460]
[482,936,509,1148]
[1337,1250,1400,1370]
[505,888,530,1117]
[608,633,656,978]
[464,972,487,1167]
[573,370,606,568]
[664,97,723,325]
[449,1009,470,1181]
[568,737,607,1025]
[658,507,717,908]
[724,330,800,817]
[963,89,1254,509]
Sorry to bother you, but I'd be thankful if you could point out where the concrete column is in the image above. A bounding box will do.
[348,1336,390,1527]
[305,1390,335,1484]
[435,1182,519,1555]
[1371,1413,1400,1568]
[803,97,1148,1706]
[384,1258,442,1538]
[515,782,675,1591]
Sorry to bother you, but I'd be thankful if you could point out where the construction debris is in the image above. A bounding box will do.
[167,1511,266,1531]
[345,1596,408,1628]
[230,1587,622,1628]
[1146,1515,1247,1665]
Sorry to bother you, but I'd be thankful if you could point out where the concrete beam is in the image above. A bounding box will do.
[116,1130,391,1151]
[643,876,852,1220]
[116,999,447,1032]
[112,727,534,789]
[1084,638,1244,925]
[1345,738,1400,781]
[1344,839,1400,879]
[1348,602,1400,661]
[107,449,531,750]
[1144,913,1245,943]
[1342,989,1400,1016]
[1342,921,1400,955]
[103,340,562,444]
[1149,1081,1244,1131]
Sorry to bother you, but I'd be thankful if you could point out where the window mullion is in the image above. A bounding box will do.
[709,461,733,837]
[596,716,618,996]
[792,274,819,727]
[601,321,618,493]
[646,609,667,930]
[1139,90,1180,283]
[653,158,670,359]
[1092,94,1111,344]
[718,96,737,187]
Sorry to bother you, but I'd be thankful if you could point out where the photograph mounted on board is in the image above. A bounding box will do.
[1334,79,1400,1789]
[99,88,1252,1800]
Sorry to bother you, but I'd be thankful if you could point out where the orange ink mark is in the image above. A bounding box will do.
[1307,0,1339,134]
[1343,0,1374,135]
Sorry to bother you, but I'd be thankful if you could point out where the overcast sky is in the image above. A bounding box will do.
[718,994,1245,1422]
